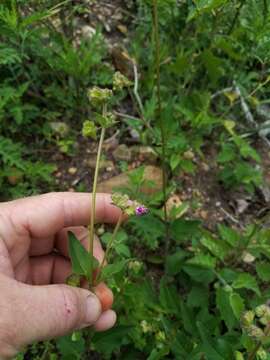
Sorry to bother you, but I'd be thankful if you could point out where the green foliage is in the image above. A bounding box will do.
[10,0,270,359]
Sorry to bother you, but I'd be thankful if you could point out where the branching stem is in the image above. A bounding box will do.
[152,0,169,251]
[88,105,106,286]
[247,322,270,360]
[96,213,123,284]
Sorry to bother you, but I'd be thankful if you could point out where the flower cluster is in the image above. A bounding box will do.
[88,86,113,107]
[241,304,270,341]
[111,192,149,217]
[113,71,132,91]
[82,120,97,139]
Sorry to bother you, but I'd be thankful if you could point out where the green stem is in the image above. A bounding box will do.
[152,0,169,250]
[96,214,123,284]
[88,106,106,286]
[247,322,270,360]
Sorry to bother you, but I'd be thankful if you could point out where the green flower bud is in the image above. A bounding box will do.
[82,120,97,139]
[255,304,270,319]
[95,112,116,129]
[88,86,113,106]
[111,192,149,216]
[155,331,166,342]
[246,325,265,339]
[241,310,255,328]
[66,274,81,287]
[257,348,267,360]
[113,71,132,91]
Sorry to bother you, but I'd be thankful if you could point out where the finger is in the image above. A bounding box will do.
[94,283,114,311]
[0,275,102,353]
[94,310,117,332]
[55,226,104,263]
[3,192,121,255]
[29,254,71,285]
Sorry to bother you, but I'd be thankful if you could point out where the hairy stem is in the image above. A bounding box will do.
[247,322,270,360]
[152,0,169,250]
[96,214,123,284]
[88,106,106,286]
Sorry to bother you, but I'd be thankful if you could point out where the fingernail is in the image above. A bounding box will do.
[85,294,101,325]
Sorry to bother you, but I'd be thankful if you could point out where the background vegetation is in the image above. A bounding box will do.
[1,0,270,359]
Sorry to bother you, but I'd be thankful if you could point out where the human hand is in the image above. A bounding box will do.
[0,192,121,358]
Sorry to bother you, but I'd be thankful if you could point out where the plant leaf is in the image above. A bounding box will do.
[68,231,98,280]
[232,273,261,296]
[100,260,127,281]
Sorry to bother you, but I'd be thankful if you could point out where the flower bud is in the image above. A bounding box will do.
[246,325,265,339]
[88,86,113,106]
[82,120,97,139]
[113,71,132,91]
[95,112,116,129]
[241,311,255,328]
[111,192,149,216]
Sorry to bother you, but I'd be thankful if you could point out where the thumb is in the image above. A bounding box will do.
[12,282,101,348]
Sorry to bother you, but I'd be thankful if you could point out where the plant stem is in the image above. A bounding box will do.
[88,106,106,286]
[152,0,169,251]
[247,322,270,360]
[227,0,246,35]
[96,213,123,284]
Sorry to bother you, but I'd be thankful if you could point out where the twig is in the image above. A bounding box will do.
[114,111,141,122]
[132,61,145,119]
[219,207,241,226]
[211,87,234,100]
[234,82,270,148]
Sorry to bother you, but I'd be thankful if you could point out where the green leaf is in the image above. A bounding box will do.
[216,287,236,331]
[159,277,180,315]
[100,260,127,281]
[200,233,231,261]
[218,224,240,247]
[196,321,225,360]
[187,285,209,309]
[171,219,201,243]
[232,273,261,296]
[92,326,133,357]
[170,153,181,171]
[229,292,245,320]
[186,253,216,269]
[68,231,98,280]
[256,262,270,281]
[165,250,189,275]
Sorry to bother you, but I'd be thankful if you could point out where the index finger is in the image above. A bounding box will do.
[3,192,121,239]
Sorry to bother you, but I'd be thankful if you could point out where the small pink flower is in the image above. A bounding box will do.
[135,206,149,216]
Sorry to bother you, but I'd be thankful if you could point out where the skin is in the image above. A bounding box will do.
[0,192,120,359]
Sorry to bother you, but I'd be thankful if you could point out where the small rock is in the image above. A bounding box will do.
[68,188,75,192]
[50,122,70,137]
[183,150,195,160]
[201,162,210,172]
[55,172,62,178]
[236,199,249,214]
[68,167,77,175]
[117,24,128,34]
[86,156,114,170]
[113,144,132,162]
[131,146,158,163]
[242,251,255,264]
[81,25,96,39]
[97,165,163,194]
[200,210,208,220]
